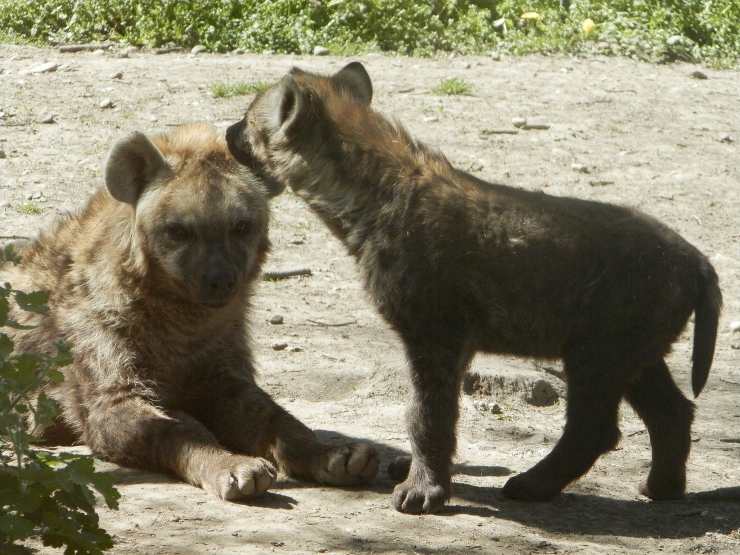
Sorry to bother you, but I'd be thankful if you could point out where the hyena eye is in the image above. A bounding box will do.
[231,219,251,234]
[164,223,192,242]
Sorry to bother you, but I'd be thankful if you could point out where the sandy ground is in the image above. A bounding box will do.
[1,45,739,554]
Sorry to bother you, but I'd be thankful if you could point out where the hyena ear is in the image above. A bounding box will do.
[105,132,169,205]
[267,75,308,135]
[332,62,373,105]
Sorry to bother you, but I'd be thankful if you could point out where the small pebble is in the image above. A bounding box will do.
[313,46,330,56]
[269,314,284,325]
[0,150,6,159]
[99,98,114,109]
[719,134,735,144]
[24,62,59,74]
[232,48,245,55]
[522,117,551,130]
[39,113,56,124]
[729,320,740,333]
[512,117,527,128]
[571,163,589,173]
[272,342,288,351]
[191,45,207,55]
[690,70,708,80]
[111,71,123,80]
[290,346,303,353]
[490,52,502,61]
[423,116,439,123]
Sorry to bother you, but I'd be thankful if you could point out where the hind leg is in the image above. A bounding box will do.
[625,359,694,500]
[503,358,625,501]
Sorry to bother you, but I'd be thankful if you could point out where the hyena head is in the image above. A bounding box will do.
[105,123,273,307]
[225,62,373,193]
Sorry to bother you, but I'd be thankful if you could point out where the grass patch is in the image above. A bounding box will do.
[16,201,43,215]
[433,78,473,96]
[210,81,271,98]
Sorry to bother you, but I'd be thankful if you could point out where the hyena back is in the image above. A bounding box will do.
[1,123,378,501]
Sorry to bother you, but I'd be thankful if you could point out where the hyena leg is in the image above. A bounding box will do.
[625,359,694,500]
[84,393,276,501]
[392,339,472,514]
[197,378,379,486]
[503,358,624,501]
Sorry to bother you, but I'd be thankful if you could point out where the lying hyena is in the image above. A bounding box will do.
[226,63,722,514]
[1,123,378,501]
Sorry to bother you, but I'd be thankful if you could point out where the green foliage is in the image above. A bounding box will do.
[0,0,498,55]
[210,80,271,98]
[0,247,120,554]
[494,0,740,66]
[0,1,737,65]
[432,77,474,96]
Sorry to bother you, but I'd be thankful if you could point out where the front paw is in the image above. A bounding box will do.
[314,443,379,485]
[502,470,561,501]
[392,473,449,514]
[204,455,276,501]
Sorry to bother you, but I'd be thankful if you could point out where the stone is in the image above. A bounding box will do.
[111,71,123,80]
[313,46,330,56]
[99,98,114,109]
[191,45,207,55]
[690,70,708,80]
[0,150,6,159]
[571,163,589,173]
[729,320,740,333]
[272,342,288,351]
[23,62,59,75]
[39,113,56,124]
[527,379,559,407]
[269,314,284,325]
[719,134,734,144]
[511,117,527,128]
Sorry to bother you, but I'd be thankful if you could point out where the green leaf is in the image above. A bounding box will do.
[0,333,13,360]
[1,244,22,265]
[0,515,35,541]
[0,295,9,327]
[13,290,49,315]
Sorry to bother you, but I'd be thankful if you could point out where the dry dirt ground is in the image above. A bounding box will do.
[1,45,739,554]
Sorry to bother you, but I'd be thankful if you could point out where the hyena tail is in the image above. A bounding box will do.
[691,259,722,398]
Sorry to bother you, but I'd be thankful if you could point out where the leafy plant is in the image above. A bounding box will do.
[0,245,120,554]
[210,80,271,98]
[433,77,473,96]
[16,203,43,216]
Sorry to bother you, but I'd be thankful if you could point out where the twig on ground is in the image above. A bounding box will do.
[0,235,31,240]
[307,319,357,327]
[58,43,114,53]
[540,366,566,382]
[263,268,312,281]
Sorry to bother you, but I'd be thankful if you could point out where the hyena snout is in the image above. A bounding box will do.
[201,262,238,304]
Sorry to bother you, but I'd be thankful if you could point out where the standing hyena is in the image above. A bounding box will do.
[1,123,378,501]
[226,63,722,514]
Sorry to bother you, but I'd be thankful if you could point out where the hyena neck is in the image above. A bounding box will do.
[286,110,453,256]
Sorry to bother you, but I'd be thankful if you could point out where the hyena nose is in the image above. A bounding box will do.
[204,267,237,296]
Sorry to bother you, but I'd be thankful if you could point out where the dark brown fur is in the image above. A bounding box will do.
[226,64,722,514]
[1,123,378,501]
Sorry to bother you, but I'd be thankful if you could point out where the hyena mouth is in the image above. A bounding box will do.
[226,119,284,197]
